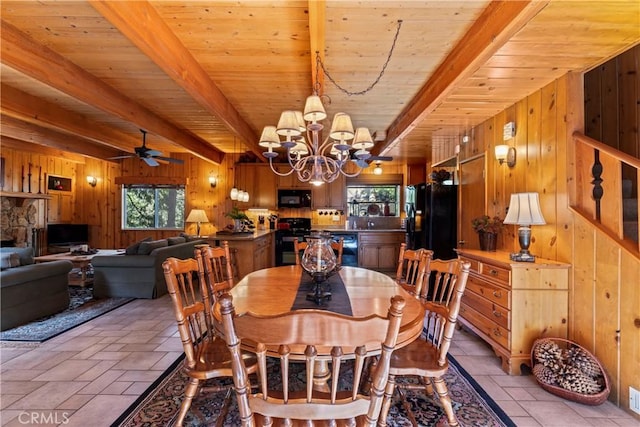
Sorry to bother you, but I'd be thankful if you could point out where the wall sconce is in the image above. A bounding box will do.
[86,176,97,187]
[208,176,217,188]
[495,145,516,167]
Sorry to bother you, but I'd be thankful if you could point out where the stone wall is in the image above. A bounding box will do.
[0,198,38,247]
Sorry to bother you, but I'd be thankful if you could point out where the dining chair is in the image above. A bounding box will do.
[162,257,257,427]
[395,243,432,296]
[218,292,407,427]
[379,258,471,427]
[331,236,344,266]
[195,241,235,304]
[293,237,308,265]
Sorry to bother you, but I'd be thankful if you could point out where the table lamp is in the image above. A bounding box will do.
[186,209,209,237]
[503,192,546,262]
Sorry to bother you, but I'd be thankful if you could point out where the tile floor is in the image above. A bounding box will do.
[1,294,637,426]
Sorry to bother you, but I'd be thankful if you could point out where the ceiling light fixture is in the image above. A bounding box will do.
[373,161,383,175]
[229,137,249,202]
[260,21,403,186]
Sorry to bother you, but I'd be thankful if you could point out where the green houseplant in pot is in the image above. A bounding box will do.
[226,206,249,232]
[471,215,504,251]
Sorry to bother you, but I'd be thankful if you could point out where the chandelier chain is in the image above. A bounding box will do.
[316,20,403,97]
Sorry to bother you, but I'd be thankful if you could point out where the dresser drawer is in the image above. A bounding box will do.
[461,290,510,329]
[459,256,480,273]
[479,263,510,286]
[466,275,510,309]
[460,302,510,350]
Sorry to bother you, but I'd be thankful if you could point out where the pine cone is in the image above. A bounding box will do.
[556,365,583,389]
[533,340,564,372]
[558,367,602,395]
[565,346,601,378]
[533,364,557,385]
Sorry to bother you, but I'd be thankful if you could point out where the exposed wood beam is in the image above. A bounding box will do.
[308,0,326,95]
[0,115,122,161]
[0,84,138,153]
[89,0,262,160]
[373,0,550,156]
[0,19,224,164]
[0,136,86,163]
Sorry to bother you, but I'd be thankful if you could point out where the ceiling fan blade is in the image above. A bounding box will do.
[369,155,393,161]
[142,157,160,167]
[107,154,135,160]
[155,156,184,164]
[144,149,162,157]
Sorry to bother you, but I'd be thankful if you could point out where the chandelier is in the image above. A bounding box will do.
[259,21,403,186]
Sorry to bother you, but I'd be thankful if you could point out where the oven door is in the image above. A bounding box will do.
[338,233,358,267]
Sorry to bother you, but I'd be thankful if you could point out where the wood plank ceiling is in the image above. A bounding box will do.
[1,1,638,166]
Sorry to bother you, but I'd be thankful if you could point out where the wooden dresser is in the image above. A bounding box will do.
[456,249,570,375]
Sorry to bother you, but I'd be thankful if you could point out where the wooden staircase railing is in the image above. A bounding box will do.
[571,131,640,259]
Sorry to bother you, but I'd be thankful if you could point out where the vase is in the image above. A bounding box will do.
[478,231,497,252]
[233,219,243,232]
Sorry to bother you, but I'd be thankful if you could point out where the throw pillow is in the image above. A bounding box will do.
[9,253,20,268]
[125,237,152,255]
[167,236,186,246]
[137,239,168,255]
[0,253,11,270]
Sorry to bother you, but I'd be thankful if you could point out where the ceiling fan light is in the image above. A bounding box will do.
[303,95,327,122]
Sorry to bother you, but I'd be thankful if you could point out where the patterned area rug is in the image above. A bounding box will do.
[114,354,515,427]
[0,286,133,342]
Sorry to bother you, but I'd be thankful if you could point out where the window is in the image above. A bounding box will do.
[122,184,185,230]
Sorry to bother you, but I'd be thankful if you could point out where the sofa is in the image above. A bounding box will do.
[0,247,72,331]
[92,235,205,299]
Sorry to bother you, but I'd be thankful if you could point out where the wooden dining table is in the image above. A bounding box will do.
[216,265,425,390]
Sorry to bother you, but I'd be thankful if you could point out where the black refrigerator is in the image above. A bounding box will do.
[405,183,458,259]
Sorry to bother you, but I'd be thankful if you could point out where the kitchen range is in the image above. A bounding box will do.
[274,217,358,267]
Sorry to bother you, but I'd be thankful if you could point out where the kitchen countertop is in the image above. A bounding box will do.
[319,228,406,233]
[209,228,276,241]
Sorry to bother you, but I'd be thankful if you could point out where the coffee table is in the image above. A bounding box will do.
[35,249,124,286]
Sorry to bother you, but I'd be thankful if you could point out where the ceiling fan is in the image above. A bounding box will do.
[351,151,393,168]
[108,130,184,167]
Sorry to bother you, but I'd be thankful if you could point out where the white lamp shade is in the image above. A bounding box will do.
[230,187,238,200]
[294,111,307,133]
[329,113,354,141]
[352,127,374,149]
[259,126,281,147]
[303,95,327,122]
[503,192,546,226]
[291,142,309,155]
[495,144,509,161]
[276,111,302,137]
[186,209,209,223]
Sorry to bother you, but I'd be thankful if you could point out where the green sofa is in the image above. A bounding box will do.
[92,236,205,299]
[0,247,72,331]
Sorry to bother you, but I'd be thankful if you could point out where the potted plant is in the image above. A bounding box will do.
[226,206,249,232]
[471,215,504,251]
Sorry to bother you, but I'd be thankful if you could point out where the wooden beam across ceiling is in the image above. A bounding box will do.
[0,115,122,161]
[0,19,224,165]
[373,0,550,156]
[0,84,139,153]
[0,136,87,163]
[89,0,262,160]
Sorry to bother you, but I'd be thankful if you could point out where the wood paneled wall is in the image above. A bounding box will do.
[0,145,236,249]
[460,74,639,415]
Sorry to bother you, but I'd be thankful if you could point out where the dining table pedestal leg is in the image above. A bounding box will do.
[313,360,331,392]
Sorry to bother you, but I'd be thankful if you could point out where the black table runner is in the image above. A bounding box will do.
[290,270,353,316]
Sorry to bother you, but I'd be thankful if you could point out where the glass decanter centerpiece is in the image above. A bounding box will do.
[300,232,337,305]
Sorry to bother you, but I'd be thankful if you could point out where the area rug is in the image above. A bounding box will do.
[114,354,515,427]
[0,286,133,342]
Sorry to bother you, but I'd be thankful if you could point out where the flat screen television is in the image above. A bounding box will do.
[47,224,89,246]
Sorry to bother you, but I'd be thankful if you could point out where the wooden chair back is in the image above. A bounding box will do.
[395,243,432,296]
[421,259,471,366]
[331,237,344,266]
[219,293,406,426]
[195,241,234,302]
[293,237,308,265]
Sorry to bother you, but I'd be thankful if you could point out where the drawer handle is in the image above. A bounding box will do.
[493,328,502,337]
[489,269,498,276]
[492,290,502,298]
[492,310,502,318]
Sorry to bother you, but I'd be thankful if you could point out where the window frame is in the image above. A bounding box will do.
[121,183,186,231]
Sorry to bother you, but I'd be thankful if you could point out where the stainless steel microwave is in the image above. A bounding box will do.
[277,189,312,208]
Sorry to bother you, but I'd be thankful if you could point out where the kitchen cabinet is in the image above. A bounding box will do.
[312,174,345,209]
[235,164,277,209]
[456,249,569,375]
[276,164,311,189]
[358,232,405,271]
